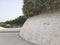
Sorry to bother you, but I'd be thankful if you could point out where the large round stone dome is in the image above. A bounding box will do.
[20,12,60,45]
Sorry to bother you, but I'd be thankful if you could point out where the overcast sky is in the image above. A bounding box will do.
[0,0,23,22]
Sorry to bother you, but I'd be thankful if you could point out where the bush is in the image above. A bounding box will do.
[0,22,6,27]
[23,0,60,17]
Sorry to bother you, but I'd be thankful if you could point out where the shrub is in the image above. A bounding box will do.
[0,22,6,27]
[23,0,60,17]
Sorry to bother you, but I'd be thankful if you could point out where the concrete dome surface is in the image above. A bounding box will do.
[20,12,60,45]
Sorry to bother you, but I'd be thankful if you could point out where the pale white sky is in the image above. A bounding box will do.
[0,0,23,22]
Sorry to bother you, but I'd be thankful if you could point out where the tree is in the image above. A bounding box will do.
[23,0,60,17]
[5,16,27,27]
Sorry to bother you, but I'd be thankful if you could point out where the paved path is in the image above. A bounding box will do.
[0,28,36,45]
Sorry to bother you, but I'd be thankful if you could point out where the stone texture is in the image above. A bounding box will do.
[20,12,60,45]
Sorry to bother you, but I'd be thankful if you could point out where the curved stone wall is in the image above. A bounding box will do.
[20,12,60,45]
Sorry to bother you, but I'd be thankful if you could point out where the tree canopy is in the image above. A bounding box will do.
[23,0,60,17]
[5,16,27,27]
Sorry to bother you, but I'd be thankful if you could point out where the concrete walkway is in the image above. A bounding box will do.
[0,28,36,45]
